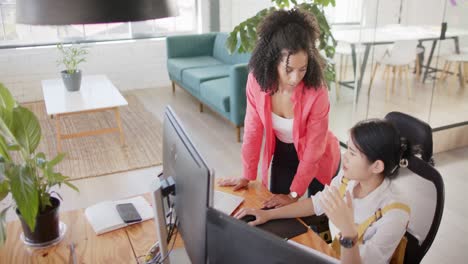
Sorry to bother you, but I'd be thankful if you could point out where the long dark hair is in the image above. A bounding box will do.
[248,8,325,93]
[350,119,411,179]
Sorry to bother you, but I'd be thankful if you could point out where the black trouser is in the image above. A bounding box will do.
[270,137,325,197]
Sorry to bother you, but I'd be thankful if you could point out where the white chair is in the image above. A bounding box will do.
[334,43,365,100]
[438,53,468,88]
[368,40,419,100]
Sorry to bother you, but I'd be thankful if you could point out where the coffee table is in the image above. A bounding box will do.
[42,75,128,152]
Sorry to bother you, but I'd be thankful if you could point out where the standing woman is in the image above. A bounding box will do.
[218,9,340,208]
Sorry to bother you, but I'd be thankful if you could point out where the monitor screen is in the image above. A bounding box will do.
[162,106,213,264]
[206,207,339,264]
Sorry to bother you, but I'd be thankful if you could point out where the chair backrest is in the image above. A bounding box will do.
[385,112,433,164]
[385,112,444,264]
[386,40,419,65]
[396,157,444,264]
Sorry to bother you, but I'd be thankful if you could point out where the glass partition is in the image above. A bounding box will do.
[329,0,468,144]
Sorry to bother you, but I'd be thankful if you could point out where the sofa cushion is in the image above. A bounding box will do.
[167,56,224,81]
[213,33,231,64]
[213,33,251,64]
[182,65,231,94]
[200,77,231,113]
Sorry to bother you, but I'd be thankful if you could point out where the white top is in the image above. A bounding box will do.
[271,112,294,144]
[42,75,128,115]
[312,174,410,264]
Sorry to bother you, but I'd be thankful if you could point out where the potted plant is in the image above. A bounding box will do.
[226,0,337,84]
[0,83,78,246]
[56,43,88,92]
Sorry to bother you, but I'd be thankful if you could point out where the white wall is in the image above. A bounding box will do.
[219,0,271,32]
[0,39,170,103]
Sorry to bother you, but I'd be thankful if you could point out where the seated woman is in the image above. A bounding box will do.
[235,119,412,264]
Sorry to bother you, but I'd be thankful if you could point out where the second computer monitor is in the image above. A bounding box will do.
[206,207,339,264]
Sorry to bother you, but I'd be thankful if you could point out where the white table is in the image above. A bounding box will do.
[42,75,128,152]
[333,25,468,97]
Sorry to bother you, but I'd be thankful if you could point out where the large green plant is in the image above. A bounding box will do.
[56,43,88,74]
[226,0,337,83]
[0,83,78,246]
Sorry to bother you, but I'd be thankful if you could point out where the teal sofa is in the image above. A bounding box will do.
[166,33,251,142]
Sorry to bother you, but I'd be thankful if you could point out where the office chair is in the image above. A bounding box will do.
[385,111,433,165]
[385,112,445,264]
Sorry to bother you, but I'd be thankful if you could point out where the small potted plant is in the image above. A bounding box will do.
[0,83,78,247]
[56,43,88,92]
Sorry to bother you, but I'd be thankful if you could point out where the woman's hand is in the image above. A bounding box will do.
[263,194,298,209]
[217,177,250,191]
[318,186,357,237]
[234,208,271,226]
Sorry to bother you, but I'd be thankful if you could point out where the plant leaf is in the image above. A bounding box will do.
[0,177,9,201]
[12,106,41,155]
[48,153,65,167]
[0,136,11,162]
[0,83,16,111]
[0,206,10,247]
[63,179,79,193]
[8,164,38,231]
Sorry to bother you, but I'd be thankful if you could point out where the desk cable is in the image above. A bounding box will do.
[139,194,178,264]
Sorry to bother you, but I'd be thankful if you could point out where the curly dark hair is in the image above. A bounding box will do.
[249,8,325,93]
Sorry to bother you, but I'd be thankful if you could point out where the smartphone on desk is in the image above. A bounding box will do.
[116,203,142,223]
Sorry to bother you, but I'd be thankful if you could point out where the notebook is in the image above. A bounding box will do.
[84,196,154,235]
[213,190,244,215]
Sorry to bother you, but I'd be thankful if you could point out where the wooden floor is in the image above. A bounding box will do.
[2,85,468,263]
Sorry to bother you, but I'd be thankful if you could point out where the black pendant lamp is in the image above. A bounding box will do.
[16,0,178,25]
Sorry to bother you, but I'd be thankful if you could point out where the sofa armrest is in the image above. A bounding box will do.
[229,63,249,126]
[166,33,217,58]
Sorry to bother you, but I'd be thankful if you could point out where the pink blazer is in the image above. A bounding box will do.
[242,73,341,196]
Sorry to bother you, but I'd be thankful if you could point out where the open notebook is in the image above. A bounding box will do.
[213,190,244,215]
[85,196,154,235]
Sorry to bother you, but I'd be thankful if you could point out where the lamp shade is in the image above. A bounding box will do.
[16,0,178,25]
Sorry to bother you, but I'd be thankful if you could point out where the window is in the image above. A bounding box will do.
[0,0,197,47]
[325,0,363,24]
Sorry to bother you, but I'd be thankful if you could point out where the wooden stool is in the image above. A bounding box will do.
[439,53,468,88]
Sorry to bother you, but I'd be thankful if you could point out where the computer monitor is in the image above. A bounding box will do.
[206,207,339,264]
[151,106,213,264]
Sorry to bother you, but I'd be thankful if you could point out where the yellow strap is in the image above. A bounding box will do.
[356,203,411,242]
[331,202,411,256]
[338,177,349,197]
[333,178,411,249]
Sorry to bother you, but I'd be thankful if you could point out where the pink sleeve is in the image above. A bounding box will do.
[290,88,331,196]
[241,74,264,181]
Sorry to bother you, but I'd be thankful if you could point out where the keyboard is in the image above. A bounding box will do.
[213,191,244,215]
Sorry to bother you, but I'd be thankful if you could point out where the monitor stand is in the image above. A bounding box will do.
[151,177,171,264]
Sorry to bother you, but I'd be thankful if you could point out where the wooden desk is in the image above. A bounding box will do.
[0,182,336,263]
[217,182,337,258]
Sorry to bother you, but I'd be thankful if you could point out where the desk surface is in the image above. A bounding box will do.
[0,182,336,263]
[333,25,468,44]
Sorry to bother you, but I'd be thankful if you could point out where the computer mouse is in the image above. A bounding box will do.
[240,214,256,223]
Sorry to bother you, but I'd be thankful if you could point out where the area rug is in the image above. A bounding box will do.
[23,95,163,181]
